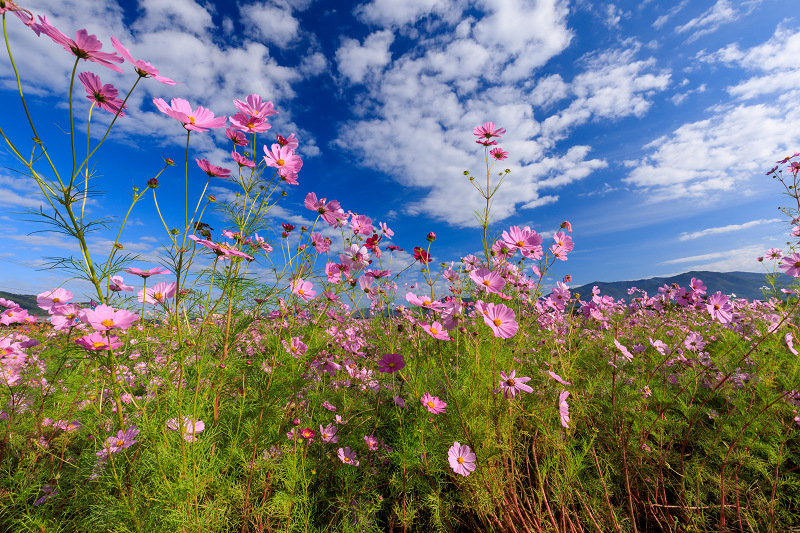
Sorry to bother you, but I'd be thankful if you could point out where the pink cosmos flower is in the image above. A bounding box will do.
[490,147,508,160]
[291,278,316,302]
[469,268,506,294]
[125,266,170,278]
[320,424,338,443]
[304,192,342,226]
[558,390,570,428]
[166,417,205,443]
[78,72,126,115]
[80,304,139,331]
[780,253,800,277]
[311,232,331,253]
[501,226,543,259]
[50,304,80,330]
[0,307,26,325]
[405,292,444,310]
[282,337,308,358]
[420,392,446,414]
[231,151,256,168]
[153,97,227,132]
[276,133,299,150]
[377,353,405,373]
[109,275,133,292]
[338,446,359,466]
[350,214,374,236]
[196,159,231,178]
[109,37,176,84]
[229,111,271,133]
[37,288,73,312]
[263,144,303,175]
[233,94,277,118]
[448,442,476,477]
[97,426,139,457]
[480,302,518,339]
[546,370,572,386]
[32,17,124,72]
[786,333,798,356]
[498,370,533,399]
[766,248,783,260]
[138,281,177,306]
[75,332,123,351]
[613,339,634,362]
[420,321,451,341]
[473,122,506,145]
[706,291,733,324]
[226,126,248,146]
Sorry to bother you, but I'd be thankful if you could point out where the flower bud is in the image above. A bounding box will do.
[426,232,436,242]
[165,158,174,166]
[114,243,123,250]
[147,178,159,188]
[208,195,216,202]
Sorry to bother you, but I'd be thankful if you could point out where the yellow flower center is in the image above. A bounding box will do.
[427,401,435,408]
[482,280,490,286]
[101,319,115,328]
[115,439,124,447]
[188,116,196,124]
[506,378,515,386]
[457,457,464,464]
[344,456,350,462]
[430,328,439,335]
[276,158,285,166]
[516,241,524,247]
[493,318,502,327]
[92,341,106,349]
[298,289,305,295]
[388,362,395,368]
[53,298,60,303]
[154,292,163,300]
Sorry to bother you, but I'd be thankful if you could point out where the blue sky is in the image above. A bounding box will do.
[0,0,797,298]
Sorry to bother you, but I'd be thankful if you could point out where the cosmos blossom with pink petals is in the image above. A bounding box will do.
[498,370,533,399]
[420,392,446,414]
[32,16,124,72]
[78,72,126,115]
[110,37,176,84]
[479,302,518,339]
[448,442,476,476]
[153,97,227,132]
[196,159,231,178]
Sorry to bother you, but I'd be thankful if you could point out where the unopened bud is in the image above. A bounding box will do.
[147,178,159,188]
[208,195,216,202]
[426,232,436,242]
[114,243,123,250]
[165,158,174,165]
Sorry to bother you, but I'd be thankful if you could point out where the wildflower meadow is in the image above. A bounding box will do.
[1,2,800,532]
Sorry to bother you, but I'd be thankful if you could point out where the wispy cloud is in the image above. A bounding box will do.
[660,244,765,272]
[675,0,760,43]
[678,218,782,241]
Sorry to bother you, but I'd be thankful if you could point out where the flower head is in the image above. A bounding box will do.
[377,353,405,373]
[338,446,359,466]
[420,392,446,414]
[75,332,123,351]
[558,390,570,428]
[448,442,476,476]
[153,97,227,132]
[196,159,231,178]
[498,370,533,399]
[110,37,176,84]
[78,72,126,115]
[32,17,124,72]
[473,122,506,145]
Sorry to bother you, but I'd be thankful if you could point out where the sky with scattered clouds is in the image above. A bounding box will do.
[0,0,797,298]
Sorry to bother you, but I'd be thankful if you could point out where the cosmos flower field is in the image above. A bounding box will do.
[1,2,800,532]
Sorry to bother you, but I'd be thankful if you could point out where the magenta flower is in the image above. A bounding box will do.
[32,17,124,72]
[364,435,378,451]
[167,417,205,443]
[338,446,359,466]
[125,266,170,279]
[196,159,231,178]
[304,192,342,227]
[350,214,374,236]
[153,97,227,132]
[79,304,138,331]
[291,278,316,302]
[706,291,733,324]
[320,424,338,443]
[420,392,446,414]
[780,253,800,277]
[276,133,299,150]
[405,292,444,310]
[78,72,126,115]
[138,281,177,306]
[498,370,533,399]
[377,353,405,374]
[231,151,256,168]
[473,122,506,145]
[448,442,476,477]
[490,147,508,160]
[282,337,308,358]
[109,37,176,84]
[480,302,518,339]
[226,126,248,146]
[501,226,543,260]
[558,390,570,429]
[75,332,123,351]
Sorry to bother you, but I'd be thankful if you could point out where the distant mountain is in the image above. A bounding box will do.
[570,271,771,302]
[0,290,48,316]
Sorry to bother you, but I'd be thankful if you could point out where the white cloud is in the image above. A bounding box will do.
[660,244,766,273]
[335,29,394,84]
[675,0,760,43]
[355,0,448,27]
[678,218,782,241]
[651,0,688,30]
[239,1,300,48]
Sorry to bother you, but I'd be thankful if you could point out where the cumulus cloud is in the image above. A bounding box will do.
[335,30,394,84]
[355,0,448,27]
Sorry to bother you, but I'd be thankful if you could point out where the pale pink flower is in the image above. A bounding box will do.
[232,151,256,168]
[229,111,271,133]
[276,133,298,150]
[338,446,359,466]
[233,94,277,118]
[79,304,138,331]
[469,268,506,294]
[320,423,338,443]
[420,321,450,341]
[109,276,133,292]
[350,214,374,236]
[166,417,205,443]
[706,291,733,324]
[291,279,316,302]
[780,253,800,277]
[226,126,247,146]
[153,97,227,132]
[420,392,446,414]
[75,332,123,351]
[613,339,634,362]
[125,266,170,278]
[558,390,570,428]
[304,192,342,226]
[364,435,378,451]
[405,292,444,310]
[97,426,139,457]
[480,302,518,339]
[37,288,73,312]
[786,332,798,356]
[196,159,231,178]
[282,337,307,358]
[501,226,543,260]
[448,442,476,476]
[263,144,303,174]
[498,370,533,399]
[138,281,177,305]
